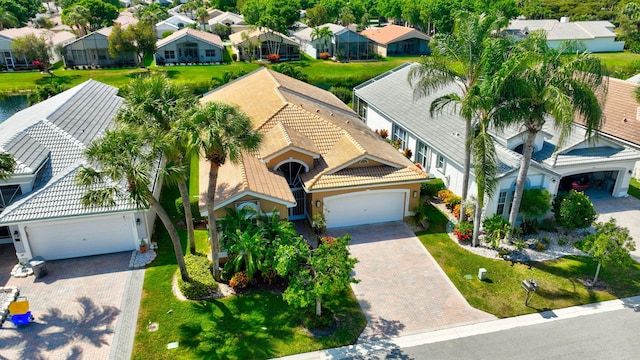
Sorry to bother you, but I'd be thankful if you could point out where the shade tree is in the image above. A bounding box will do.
[581,218,636,285]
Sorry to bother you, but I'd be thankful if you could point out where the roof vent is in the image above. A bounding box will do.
[316,109,320,112]
[358,159,369,165]
[451,132,460,137]
[330,113,334,116]
[560,16,569,23]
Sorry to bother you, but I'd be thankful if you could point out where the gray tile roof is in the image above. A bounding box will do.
[0,80,136,224]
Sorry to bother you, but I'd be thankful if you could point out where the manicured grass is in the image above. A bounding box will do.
[629,177,640,200]
[133,183,365,359]
[418,204,640,318]
[592,51,640,78]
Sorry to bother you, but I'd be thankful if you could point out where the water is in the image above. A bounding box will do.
[0,95,28,123]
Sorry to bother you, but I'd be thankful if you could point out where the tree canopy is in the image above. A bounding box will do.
[242,0,301,33]
[11,33,51,70]
[0,0,42,26]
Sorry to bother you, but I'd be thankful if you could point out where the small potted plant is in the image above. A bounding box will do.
[139,239,147,253]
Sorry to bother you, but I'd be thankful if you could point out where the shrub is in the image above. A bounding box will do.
[540,218,558,232]
[319,52,331,60]
[520,219,539,235]
[311,212,326,236]
[453,222,473,242]
[178,254,218,299]
[444,194,461,210]
[229,271,249,290]
[557,190,597,230]
[378,129,389,139]
[402,147,412,159]
[161,30,174,38]
[328,86,352,104]
[535,241,547,251]
[175,195,204,222]
[231,53,238,62]
[411,201,430,228]
[558,238,568,246]
[497,247,511,257]
[512,239,526,250]
[541,236,551,245]
[421,178,445,198]
[483,214,510,248]
[266,53,280,63]
[438,189,453,202]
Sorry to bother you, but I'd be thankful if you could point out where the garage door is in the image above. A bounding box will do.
[324,190,406,228]
[27,215,135,260]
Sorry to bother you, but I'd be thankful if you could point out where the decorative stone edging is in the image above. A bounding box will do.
[10,263,33,278]
[0,286,19,327]
[129,250,157,269]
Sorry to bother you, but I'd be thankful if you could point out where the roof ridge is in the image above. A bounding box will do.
[257,103,290,131]
[40,119,86,149]
[343,131,367,155]
[277,121,293,146]
[237,152,250,190]
[265,69,287,103]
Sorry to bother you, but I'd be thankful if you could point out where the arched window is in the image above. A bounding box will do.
[276,161,305,188]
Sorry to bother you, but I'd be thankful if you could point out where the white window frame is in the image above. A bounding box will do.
[415,141,430,170]
[436,154,445,172]
[392,125,407,149]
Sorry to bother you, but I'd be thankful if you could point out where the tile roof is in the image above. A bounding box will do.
[156,28,223,48]
[0,27,75,46]
[229,28,299,47]
[200,67,427,202]
[360,24,430,45]
[208,11,245,26]
[0,80,136,224]
[507,19,617,41]
[293,23,345,42]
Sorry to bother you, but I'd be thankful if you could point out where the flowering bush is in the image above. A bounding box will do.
[557,190,597,230]
[266,53,280,63]
[454,222,473,242]
[229,271,249,290]
[319,52,331,60]
[32,60,42,69]
[438,189,453,202]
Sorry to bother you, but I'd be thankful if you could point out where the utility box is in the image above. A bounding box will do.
[29,256,47,279]
[478,268,487,280]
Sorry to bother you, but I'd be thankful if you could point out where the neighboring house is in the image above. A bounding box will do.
[169,5,223,21]
[155,14,196,39]
[62,27,137,68]
[0,27,75,70]
[0,80,160,261]
[506,18,624,53]
[208,11,248,33]
[230,28,301,61]
[198,68,428,229]
[293,23,375,60]
[114,10,139,27]
[155,28,223,65]
[361,24,431,57]
[354,63,640,221]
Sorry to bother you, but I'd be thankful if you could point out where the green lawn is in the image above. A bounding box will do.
[592,51,640,78]
[133,183,365,360]
[418,204,640,318]
[629,177,640,200]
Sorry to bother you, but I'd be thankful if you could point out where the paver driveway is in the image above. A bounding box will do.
[592,196,640,262]
[328,222,495,341]
[0,248,143,360]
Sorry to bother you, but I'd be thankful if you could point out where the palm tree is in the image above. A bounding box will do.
[61,5,90,36]
[195,7,208,31]
[0,8,19,30]
[408,12,506,222]
[492,31,606,232]
[191,101,263,281]
[310,26,333,55]
[117,75,200,255]
[77,128,190,282]
[0,152,16,180]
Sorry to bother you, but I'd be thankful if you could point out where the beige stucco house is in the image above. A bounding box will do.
[199,68,428,228]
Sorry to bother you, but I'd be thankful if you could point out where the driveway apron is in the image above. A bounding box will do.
[328,222,495,341]
[0,251,142,360]
[592,196,640,262]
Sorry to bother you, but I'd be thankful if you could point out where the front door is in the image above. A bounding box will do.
[276,162,307,220]
[290,188,306,220]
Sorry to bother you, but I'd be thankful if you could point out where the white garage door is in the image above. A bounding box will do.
[27,215,135,260]
[324,190,406,228]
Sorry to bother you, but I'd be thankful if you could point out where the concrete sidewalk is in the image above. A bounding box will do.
[277,296,640,360]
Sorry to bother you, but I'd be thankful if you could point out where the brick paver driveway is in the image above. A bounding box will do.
[592,196,640,262]
[0,247,143,360]
[328,222,495,341]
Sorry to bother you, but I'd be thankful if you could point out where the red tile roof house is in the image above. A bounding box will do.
[361,24,431,57]
[198,68,428,229]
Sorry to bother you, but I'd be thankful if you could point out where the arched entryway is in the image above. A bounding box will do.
[275,161,307,220]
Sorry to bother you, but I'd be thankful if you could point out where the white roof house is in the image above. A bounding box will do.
[0,27,76,70]
[507,18,624,53]
[0,80,160,261]
[155,14,196,39]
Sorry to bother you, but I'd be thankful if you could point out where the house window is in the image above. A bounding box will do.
[436,154,445,171]
[0,184,22,210]
[356,99,367,119]
[415,141,430,170]
[164,50,175,59]
[496,191,508,216]
[205,49,216,57]
[392,125,407,149]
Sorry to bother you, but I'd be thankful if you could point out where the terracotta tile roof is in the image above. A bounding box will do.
[200,67,428,201]
[587,77,640,147]
[156,28,223,48]
[361,24,429,45]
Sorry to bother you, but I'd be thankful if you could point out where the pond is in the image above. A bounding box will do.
[0,95,28,123]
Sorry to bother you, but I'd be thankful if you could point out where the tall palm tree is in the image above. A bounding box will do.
[117,75,200,255]
[191,101,263,281]
[408,12,506,222]
[492,31,606,231]
[0,8,18,30]
[0,152,16,180]
[61,5,90,36]
[195,7,208,30]
[77,128,190,281]
[310,26,333,55]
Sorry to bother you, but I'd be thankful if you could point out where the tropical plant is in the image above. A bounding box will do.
[310,26,333,54]
[27,82,67,105]
[328,86,351,103]
[225,229,265,280]
[482,214,510,248]
[271,63,308,82]
[519,188,552,231]
[581,218,636,285]
[0,8,18,30]
[453,221,473,242]
[191,101,263,281]
[61,4,90,36]
[491,31,606,232]
[76,127,190,282]
[408,12,506,222]
[195,7,208,30]
[116,75,199,254]
[11,34,51,71]
[557,190,597,230]
[0,152,16,180]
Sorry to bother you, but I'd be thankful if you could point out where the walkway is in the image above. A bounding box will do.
[328,222,495,341]
[592,196,640,262]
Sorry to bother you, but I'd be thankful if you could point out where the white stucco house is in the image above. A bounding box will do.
[154,28,224,65]
[507,18,624,53]
[0,80,161,262]
[156,14,197,39]
[208,11,248,33]
[0,27,76,70]
[354,63,640,221]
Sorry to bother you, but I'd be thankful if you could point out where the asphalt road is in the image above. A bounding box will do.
[382,307,640,360]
